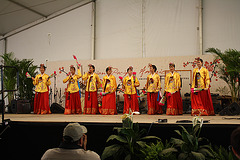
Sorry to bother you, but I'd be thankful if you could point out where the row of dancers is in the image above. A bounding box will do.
[32,57,215,116]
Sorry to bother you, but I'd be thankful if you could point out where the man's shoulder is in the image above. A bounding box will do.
[41,148,100,160]
[41,148,60,159]
[79,150,100,158]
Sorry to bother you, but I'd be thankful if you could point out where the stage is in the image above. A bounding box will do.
[3,113,240,124]
[1,113,240,159]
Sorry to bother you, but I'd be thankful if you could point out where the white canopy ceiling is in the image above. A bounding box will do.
[0,0,89,36]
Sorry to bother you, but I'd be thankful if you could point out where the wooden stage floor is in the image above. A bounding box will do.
[3,113,240,125]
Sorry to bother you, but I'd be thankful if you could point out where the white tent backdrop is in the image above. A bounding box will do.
[95,0,142,59]
[203,0,240,52]
[6,3,92,65]
[95,0,199,59]
[144,0,199,57]
[0,0,239,65]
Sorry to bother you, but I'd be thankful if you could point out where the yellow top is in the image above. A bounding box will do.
[102,75,117,93]
[63,69,82,93]
[82,72,101,92]
[123,75,140,95]
[33,73,51,93]
[146,73,161,93]
[192,67,210,89]
[164,72,181,93]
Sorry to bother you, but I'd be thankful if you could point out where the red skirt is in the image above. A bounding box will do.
[166,91,183,115]
[123,94,139,114]
[191,89,215,116]
[64,92,82,114]
[147,92,163,115]
[34,91,51,114]
[100,92,117,115]
[84,91,98,114]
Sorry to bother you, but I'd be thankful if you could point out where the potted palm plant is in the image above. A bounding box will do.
[206,48,240,103]
[1,52,38,112]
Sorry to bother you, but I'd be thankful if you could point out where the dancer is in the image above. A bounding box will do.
[63,65,82,114]
[122,66,140,114]
[32,64,51,114]
[100,66,117,115]
[146,64,162,115]
[82,64,101,114]
[164,63,183,115]
[191,57,215,116]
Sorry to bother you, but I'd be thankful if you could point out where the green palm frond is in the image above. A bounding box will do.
[206,48,240,103]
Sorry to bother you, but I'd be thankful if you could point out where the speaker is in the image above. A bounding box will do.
[0,100,4,113]
[219,102,240,116]
[117,101,124,113]
[50,103,64,113]
[182,99,191,114]
[11,100,31,114]
[213,103,222,114]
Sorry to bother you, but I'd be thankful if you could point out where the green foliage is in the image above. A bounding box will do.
[161,124,215,160]
[212,145,238,160]
[17,58,38,100]
[0,52,38,102]
[101,120,160,160]
[0,52,18,103]
[102,115,238,160]
[141,140,177,160]
[206,48,240,103]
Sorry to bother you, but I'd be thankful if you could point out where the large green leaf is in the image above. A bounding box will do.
[136,141,146,148]
[179,125,189,134]
[174,129,182,137]
[106,135,127,143]
[181,131,190,145]
[124,154,131,160]
[186,134,194,147]
[170,138,185,145]
[198,148,214,158]
[178,152,188,160]
[159,148,178,156]
[140,136,160,141]
[191,151,205,160]
[101,144,122,160]
[193,125,200,136]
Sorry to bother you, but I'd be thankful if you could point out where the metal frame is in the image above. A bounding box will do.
[8,0,47,18]
[1,0,93,40]
[0,65,19,126]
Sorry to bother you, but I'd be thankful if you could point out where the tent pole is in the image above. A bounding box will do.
[91,0,96,60]
[4,38,7,54]
[199,0,203,55]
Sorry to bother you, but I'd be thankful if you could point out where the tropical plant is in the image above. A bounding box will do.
[141,140,177,160]
[161,117,215,160]
[1,52,19,104]
[101,111,160,160]
[212,145,238,160]
[0,53,38,105]
[17,58,38,100]
[206,48,240,103]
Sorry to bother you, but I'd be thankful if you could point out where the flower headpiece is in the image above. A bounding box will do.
[70,65,74,68]
[128,66,133,70]
[108,66,112,70]
[195,57,200,61]
[169,62,175,67]
[40,64,45,68]
[148,63,152,68]
[88,64,93,67]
